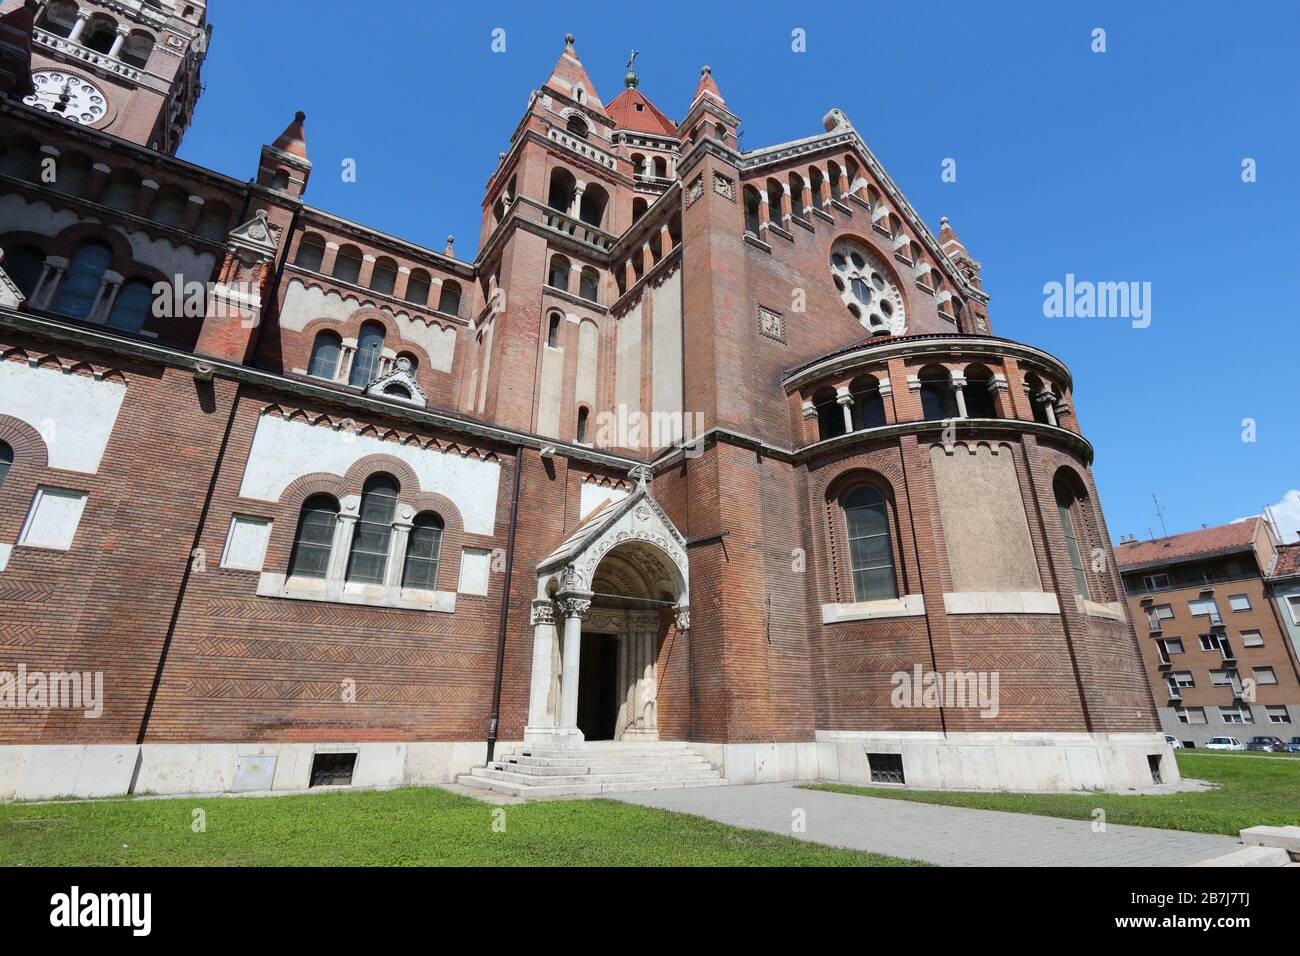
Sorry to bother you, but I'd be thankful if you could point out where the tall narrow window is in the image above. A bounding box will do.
[844,485,897,602]
[0,440,12,490]
[547,312,562,348]
[401,512,444,590]
[347,475,399,584]
[548,255,570,291]
[579,267,599,302]
[333,245,363,285]
[438,280,462,317]
[107,279,154,333]
[349,323,384,386]
[370,257,398,295]
[52,241,112,319]
[288,494,339,579]
[308,330,342,380]
[405,269,431,306]
[294,233,326,271]
[576,406,589,443]
[814,387,845,441]
[1055,478,1091,600]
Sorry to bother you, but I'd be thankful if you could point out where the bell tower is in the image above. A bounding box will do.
[5,0,210,154]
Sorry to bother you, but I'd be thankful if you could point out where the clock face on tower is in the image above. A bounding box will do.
[23,71,108,126]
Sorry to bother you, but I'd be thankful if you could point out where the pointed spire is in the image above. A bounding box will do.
[543,33,604,111]
[938,216,967,256]
[691,65,725,108]
[272,111,308,160]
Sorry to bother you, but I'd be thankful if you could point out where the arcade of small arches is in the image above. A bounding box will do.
[801,358,1072,444]
[36,0,166,70]
[291,232,464,318]
[305,318,426,398]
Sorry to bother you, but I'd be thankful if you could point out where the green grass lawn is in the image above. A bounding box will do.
[0,785,923,867]
[803,752,1300,837]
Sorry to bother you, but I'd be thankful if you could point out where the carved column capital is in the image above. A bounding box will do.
[531,599,557,626]
[674,605,691,631]
[557,594,593,621]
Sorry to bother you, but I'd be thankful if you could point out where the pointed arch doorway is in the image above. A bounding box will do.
[525,484,690,747]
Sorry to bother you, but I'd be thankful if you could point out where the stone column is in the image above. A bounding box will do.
[836,386,855,433]
[383,511,413,589]
[1035,389,1058,426]
[326,512,358,582]
[569,182,586,219]
[779,183,792,224]
[526,600,559,732]
[68,11,92,44]
[109,27,128,60]
[556,592,592,739]
[950,375,969,419]
[95,272,124,324]
[30,259,65,309]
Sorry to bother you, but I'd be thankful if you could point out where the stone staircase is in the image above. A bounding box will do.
[458,741,728,798]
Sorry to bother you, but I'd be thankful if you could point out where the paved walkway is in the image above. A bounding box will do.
[613,783,1240,866]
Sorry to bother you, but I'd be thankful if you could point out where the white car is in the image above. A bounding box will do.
[1204,736,1244,751]
[1163,735,1184,749]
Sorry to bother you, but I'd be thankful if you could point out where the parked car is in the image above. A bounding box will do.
[1245,736,1286,752]
[1163,735,1184,749]
[1284,738,1300,754]
[1204,737,1245,751]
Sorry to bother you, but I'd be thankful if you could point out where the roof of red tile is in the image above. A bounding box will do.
[606,88,676,136]
[272,111,308,159]
[543,34,606,113]
[1269,542,1300,579]
[690,65,725,109]
[1114,519,1260,569]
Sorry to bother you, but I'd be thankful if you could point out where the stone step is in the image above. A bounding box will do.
[498,744,699,760]
[1187,845,1292,867]
[457,773,731,799]
[469,766,723,788]
[492,760,716,777]
[499,759,722,775]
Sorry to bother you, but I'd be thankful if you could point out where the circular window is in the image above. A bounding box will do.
[830,240,905,335]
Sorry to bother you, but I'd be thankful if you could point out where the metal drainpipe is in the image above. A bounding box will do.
[485,447,524,764]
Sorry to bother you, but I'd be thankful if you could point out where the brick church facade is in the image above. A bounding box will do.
[0,0,1173,798]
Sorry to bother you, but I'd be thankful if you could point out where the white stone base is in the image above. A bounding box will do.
[0,741,490,801]
[522,727,586,748]
[813,730,1178,792]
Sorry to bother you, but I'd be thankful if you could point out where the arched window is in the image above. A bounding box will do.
[743,185,762,236]
[652,156,668,179]
[964,365,999,418]
[107,279,154,332]
[383,383,411,400]
[402,512,444,590]
[566,114,589,139]
[53,241,112,319]
[578,267,599,302]
[121,32,154,69]
[579,183,608,229]
[548,254,570,291]
[100,169,142,211]
[84,17,118,55]
[288,494,339,579]
[194,202,231,241]
[347,474,399,584]
[632,197,648,223]
[850,375,887,430]
[349,323,384,386]
[405,269,431,306]
[576,406,589,443]
[546,311,562,348]
[332,245,363,285]
[270,170,290,191]
[809,167,825,208]
[148,186,189,227]
[1024,372,1053,425]
[1054,474,1092,601]
[843,485,897,602]
[0,439,12,490]
[788,171,806,216]
[396,352,418,373]
[294,233,326,272]
[813,386,845,441]
[918,366,954,421]
[547,167,576,213]
[39,1,77,37]
[631,153,647,177]
[765,178,783,221]
[53,152,92,197]
[0,136,39,180]
[308,330,342,380]
[4,246,46,300]
[438,280,462,317]
[370,256,398,295]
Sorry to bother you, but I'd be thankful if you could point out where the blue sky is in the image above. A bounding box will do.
[180,0,1300,544]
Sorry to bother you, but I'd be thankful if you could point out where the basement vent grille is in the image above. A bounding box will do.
[867,752,905,785]
[309,752,357,787]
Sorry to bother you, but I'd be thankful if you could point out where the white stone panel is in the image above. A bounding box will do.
[457,547,492,595]
[0,193,86,236]
[220,515,272,571]
[615,301,641,422]
[650,267,682,426]
[575,318,598,406]
[280,279,456,372]
[19,487,88,550]
[0,360,126,472]
[238,414,501,535]
[536,343,564,438]
[115,225,218,282]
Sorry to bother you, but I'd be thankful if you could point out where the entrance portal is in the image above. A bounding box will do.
[577,632,619,741]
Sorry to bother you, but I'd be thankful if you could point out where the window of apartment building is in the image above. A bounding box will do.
[1240,629,1264,648]
[1188,598,1219,617]
[1286,595,1300,626]
[1146,604,1174,630]
[1169,671,1194,688]
[1252,667,1278,686]
[1210,669,1239,687]
[1265,706,1292,725]
[1199,634,1223,652]
[1161,637,1184,655]
[1219,705,1254,724]
[1142,573,1172,590]
[1227,593,1251,612]
[1174,706,1207,725]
